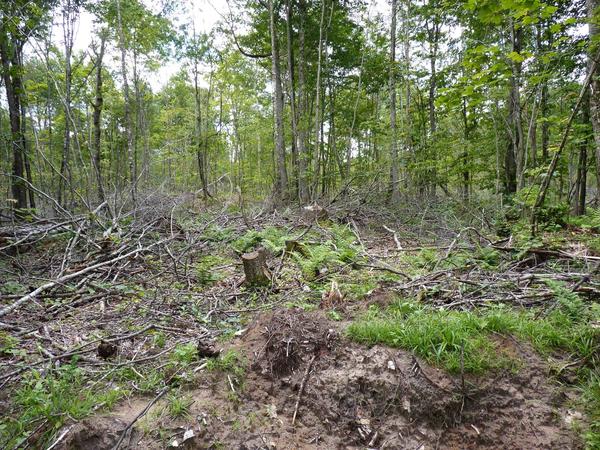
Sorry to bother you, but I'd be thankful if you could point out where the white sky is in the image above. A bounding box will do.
[47,0,227,90]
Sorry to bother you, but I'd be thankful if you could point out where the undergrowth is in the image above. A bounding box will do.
[0,362,124,449]
[348,287,598,374]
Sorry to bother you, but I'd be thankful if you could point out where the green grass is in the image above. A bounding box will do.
[347,286,599,447]
[205,349,246,378]
[348,290,598,374]
[0,362,125,449]
[167,391,193,419]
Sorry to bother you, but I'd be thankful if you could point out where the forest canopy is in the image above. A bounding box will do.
[0,0,598,218]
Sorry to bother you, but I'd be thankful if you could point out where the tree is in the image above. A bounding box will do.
[0,1,53,215]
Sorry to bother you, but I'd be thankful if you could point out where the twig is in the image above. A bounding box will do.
[291,354,317,426]
[112,386,169,450]
[0,236,176,318]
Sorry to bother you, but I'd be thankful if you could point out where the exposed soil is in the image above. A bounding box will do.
[58,308,583,450]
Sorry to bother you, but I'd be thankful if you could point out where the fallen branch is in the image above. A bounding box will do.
[0,236,175,318]
[292,353,317,426]
[112,386,169,450]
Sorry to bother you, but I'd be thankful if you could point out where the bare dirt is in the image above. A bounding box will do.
[58,308,583,450]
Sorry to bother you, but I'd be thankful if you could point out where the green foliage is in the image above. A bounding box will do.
[231,227,292,254]
[567,209,600,232]
[348,291,599,374]
[1,281,26,295]
[194,255,229,286]
[205,349,245,379]
[581,371,600,449]
[167,391,193,419]
[170,342,198,364]
[0,363,124,449]
[291,224,360,278]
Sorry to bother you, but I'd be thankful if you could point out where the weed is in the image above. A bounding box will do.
[171,342,198,364]
[231,227,292,254]
[348,291,599,375]
[206,349,246,379]
[194,255,229,286]
[167,391,193,418]
[153,331,167,349]
[0,363,126,449]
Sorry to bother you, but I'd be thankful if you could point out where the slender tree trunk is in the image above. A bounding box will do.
[312,0,327,199]
[286,0,299,199]
[427,13,439,195]
[193,39,210,199]
[297,0,308,202]
[462,98,470,202]
[572,94,588,215]
[510,20,526,191]
[589,0,600,201]
[58,0,74,207]
[389,0,400,203]
[116,0,136,206]
[269,0,288,203]
[0,37,27,213]
[92,33,106,203]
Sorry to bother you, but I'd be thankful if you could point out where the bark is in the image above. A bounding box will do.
[92,33,106,203]
[193,39,210,199]
[312,0,327,199]
[116,0,136,206]
[389,0,400,203]
[269,0,288,203]
[510,20,526,191]
[58,0,75,207]
[0,36,27,213]
[286,0,299,199]
[297,0,309,202]
[572,106,588,215]
[427,9,440,195]
[462,98,470,202]
[589,0,600,201]
[241,247,271,286]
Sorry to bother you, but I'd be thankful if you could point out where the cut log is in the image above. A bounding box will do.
[302,204,328,221]
[241,247,271,286]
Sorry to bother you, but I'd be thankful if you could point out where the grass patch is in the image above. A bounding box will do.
[348,288,598,374]
[205,349,246,378]
[0,362,125,449]
[167,391,193,419]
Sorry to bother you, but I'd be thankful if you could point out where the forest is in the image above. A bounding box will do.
[1,0,600,448]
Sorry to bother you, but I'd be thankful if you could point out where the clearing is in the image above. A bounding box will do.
[0,198,598,449]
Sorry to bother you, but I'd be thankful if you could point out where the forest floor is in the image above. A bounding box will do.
[0,195,599,449]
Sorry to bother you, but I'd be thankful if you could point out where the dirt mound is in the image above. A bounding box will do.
[61,309,582,449]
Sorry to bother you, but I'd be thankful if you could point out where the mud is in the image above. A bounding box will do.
[59,309,582,449]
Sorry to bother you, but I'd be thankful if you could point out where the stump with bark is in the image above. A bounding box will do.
[241,247,271,286]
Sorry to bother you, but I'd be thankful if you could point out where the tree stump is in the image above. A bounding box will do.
[302,204,328,221]
[241,247,271,286]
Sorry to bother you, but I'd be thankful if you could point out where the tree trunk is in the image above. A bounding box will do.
[427,11,439,195]
[297,0,309,202]
[0,38,27,213]
[116,0,136,206]
[269,0,288,204]
[286,0,299,199]
[92,33,106,203]
[389,0,400,203]
[58,0,75,208]
[510,20,526,191]
[241,247,271,286]
[589,0,600,202]
[193,41,210,199]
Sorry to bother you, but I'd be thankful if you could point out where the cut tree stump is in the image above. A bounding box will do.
[302,204,328,221]
[241,247,271,286]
